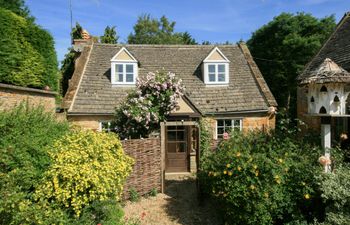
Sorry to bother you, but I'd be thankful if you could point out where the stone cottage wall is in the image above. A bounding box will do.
[122,138,162,199]
[0,83,56,113]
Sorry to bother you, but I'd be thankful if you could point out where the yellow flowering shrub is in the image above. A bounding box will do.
[35,130,134,217]
[199,130,323,225]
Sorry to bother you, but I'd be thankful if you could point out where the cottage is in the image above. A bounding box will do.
[63,39,277,173]
[297,12,350,146]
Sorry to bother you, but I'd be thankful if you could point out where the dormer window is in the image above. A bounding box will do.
[111,47,138,85]
[203,47,230,85]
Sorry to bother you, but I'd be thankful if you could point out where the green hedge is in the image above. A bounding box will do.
[0,8,59,90]
[0,104,70,224]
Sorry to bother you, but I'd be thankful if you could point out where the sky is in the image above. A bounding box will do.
[26,0,349,63]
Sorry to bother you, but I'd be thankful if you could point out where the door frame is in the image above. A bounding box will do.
[160,121,200,192]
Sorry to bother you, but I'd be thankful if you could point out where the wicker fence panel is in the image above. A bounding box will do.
[122,138,161,198]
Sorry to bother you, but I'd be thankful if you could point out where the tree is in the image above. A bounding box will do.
[0,1,59,90]
[0,8,57,89]
[128,14,197,45]
[100,25,118,44]
[0,0,31,19]
[247,12,336,118]
[71,22,83,39]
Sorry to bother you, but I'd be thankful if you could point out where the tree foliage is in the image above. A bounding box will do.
[71,22,83,39]
[0,0,31,19]
[100,25,119,44]
[0,6,59,90]
[128,14,197,44]
[247,12,336,118]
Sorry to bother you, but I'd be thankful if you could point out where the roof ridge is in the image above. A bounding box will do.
[93,43,238,48]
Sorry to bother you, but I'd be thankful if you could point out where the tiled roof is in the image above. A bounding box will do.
[299,58,350,84]
[69,43,276,115]
[298,12,350,82]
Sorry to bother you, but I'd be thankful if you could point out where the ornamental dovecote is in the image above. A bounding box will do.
[299,58,350,116]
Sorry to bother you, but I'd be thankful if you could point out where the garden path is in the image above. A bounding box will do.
[123,177,222,225]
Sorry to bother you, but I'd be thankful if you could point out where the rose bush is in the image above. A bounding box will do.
[115,71,184,138]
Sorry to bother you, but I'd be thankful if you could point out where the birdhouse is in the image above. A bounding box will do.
[299,58,350,116]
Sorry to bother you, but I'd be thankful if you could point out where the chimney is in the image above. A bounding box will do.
[72,29,93,52]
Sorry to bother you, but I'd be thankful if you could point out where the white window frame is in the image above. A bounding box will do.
[99,121,114,133]
[202,47,230,85]
[215,118,243,139]
[110,47,138,86]
[204,63,229,84]
[111,62,138,85]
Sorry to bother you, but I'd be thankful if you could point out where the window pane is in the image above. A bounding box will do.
[208,65,215,73]
[126,64,133,73]
[177,131,185,141]
[225,120,232,127]
[117,73,123,82]
[116,64,123,73]
[234,120,241,127]
[209,73,215,82]
[168,131,177,141]
[218,73,225,82]
[217,120,224,126]
[218,64,225,73]
[126,73,133,82]
[177,143,186,152]
[217,127,224,135]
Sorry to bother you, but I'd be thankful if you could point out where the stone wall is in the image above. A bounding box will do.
[67,115,114,131]
[0,83,56,113]
[122,138,162,198]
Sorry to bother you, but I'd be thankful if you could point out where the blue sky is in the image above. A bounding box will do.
[26,0,349,63]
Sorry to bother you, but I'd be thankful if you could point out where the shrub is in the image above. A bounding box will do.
[148,188,158,197]
[76,200,124,225]
[115,71,184,139]
[0,105,70,224]
[129,188,140,202]
[199,130,324,225]
[316,165,350,225]
[35,130,134,217]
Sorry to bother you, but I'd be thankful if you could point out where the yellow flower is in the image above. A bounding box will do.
[237,166,242,171]
[213,173,217,177]
[274,175,279,179]
[223,170,227,174]
[226,164,231,168]
[278,158,283,163]
[304,194,310,200]
[250,185,255,190]
[255,170,259,177]
[253,165,258,170]
[236,152,241,157]
[301,182,306,186]
[276,179,281,184]
[264,192,269,198]
[228,171,233,176]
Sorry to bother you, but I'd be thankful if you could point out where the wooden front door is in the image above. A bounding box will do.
[165,125,189,172]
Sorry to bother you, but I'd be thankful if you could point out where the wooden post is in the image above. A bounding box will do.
[321,117,331,172]
[160,122,166,193]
